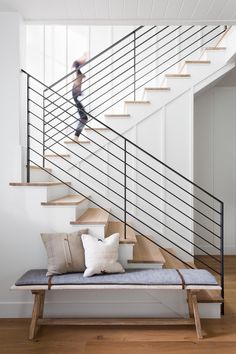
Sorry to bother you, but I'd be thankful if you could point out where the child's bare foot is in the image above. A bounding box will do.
[74,135,79,142]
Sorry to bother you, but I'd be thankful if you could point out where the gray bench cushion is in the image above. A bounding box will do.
[15,269,181,286]
[15,268,219,287]
[178,269,218,285]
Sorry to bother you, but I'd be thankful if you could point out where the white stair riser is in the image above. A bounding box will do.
[183,62,222,81]
[118,244,134,267]
[125,262,164,269]
[104,117,136,135]
[203,50,226,63]
[10,184,69,204]
[29,169,53,182]
[164,77,191,91]
[144,90,171,106]
[46,185,70,201]
[124,104,153,117]
[45,157,72,172]
[42,201,90,229]
[84,130,114,144]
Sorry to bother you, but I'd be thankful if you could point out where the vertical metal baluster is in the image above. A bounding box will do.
[134,32,136,102]
[220,201,224,315]
[26,74,30,183]
[42,90,45,168]
[124,139,127,239]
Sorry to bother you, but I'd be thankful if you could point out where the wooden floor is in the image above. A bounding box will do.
[0,256,236,354]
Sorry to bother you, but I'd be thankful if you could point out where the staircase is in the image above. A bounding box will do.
[10,24,235,318]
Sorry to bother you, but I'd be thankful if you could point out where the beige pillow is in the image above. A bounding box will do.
[81,233,125,277]
[41,229,88,276]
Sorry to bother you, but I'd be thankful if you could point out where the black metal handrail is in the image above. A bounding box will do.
[22,24,226,313]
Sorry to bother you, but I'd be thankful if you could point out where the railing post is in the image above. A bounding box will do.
[26,73,30,183]
[220,201,224,315]
[124,138,127,239]
[133,31,136,102]
[42,90,46,168]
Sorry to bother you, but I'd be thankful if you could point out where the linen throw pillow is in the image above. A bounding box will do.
[41,229,88,276]
[81,233,125,277]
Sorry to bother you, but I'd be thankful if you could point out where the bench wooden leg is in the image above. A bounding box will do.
[188,290,203,339]
[29,290,45,340]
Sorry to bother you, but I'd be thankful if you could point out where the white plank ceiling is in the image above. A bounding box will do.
[0,0,236,24]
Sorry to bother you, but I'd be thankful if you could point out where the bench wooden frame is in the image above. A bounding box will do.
[12,283,221,340]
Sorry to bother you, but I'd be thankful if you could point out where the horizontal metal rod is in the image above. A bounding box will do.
[88,27,224,119]
[45,25,145,91]
[27,157,201,272]
[30,121,124,187]
[30,146,125,212]
[44,26,172,113]
[124,196,221,260]
[45,26,193,119]
[28,88,124,155]
[30,109,222,245]
[29,121,221,259]
[126,186,221,251]
[29,93,222,228]
[44,26,160,109]
[87,26,217,114]
[22,69,224,208]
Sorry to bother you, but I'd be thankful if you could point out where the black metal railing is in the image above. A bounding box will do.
[22,24,226,313]
[42,24,226,151]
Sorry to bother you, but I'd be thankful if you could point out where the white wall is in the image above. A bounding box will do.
[194,85,236,254]
[0,12,25,313]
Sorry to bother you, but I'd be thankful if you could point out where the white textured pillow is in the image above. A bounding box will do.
[81,233,125,277]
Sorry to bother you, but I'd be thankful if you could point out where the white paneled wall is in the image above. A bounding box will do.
[194,86,236,254]
[26,25,134,85]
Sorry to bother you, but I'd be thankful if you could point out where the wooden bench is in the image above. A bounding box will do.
[11,268,221,340]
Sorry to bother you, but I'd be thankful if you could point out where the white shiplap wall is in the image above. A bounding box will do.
[194,86,236,254]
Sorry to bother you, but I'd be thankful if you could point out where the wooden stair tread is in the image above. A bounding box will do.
[128,236,165,264]
[161,248,190,269]
[185,60,211,64]
[106,221,137,244]
[70,208,110,225]
[205,47,226,50]
[125,100,150,104]
[28,165,52,172]
[85,127,108,131]
[44,154,70,158]
[64,140,90,144]
[197,289,223,303]
[41,194,87,206]
[9,182,70,187]
[104,114,131,118]
[145,87,171,91]
[166,74,191,78]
